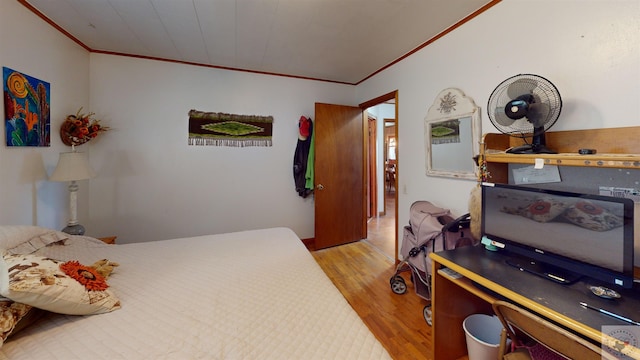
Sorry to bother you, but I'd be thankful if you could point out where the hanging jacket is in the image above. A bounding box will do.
[304,124,315,193]
[293,117,313,198]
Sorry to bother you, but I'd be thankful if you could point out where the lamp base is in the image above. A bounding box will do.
[62,224,85,235]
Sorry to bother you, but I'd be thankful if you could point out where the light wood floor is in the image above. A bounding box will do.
[312,239,433,360]
[366,190,396,259]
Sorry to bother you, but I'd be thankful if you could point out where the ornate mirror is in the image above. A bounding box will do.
[424,88,481,180]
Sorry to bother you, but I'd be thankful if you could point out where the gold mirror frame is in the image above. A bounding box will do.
[424,88,481,180]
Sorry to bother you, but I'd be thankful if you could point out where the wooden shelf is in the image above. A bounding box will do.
[480,126,640,183]
[483,151,640,169]
[483,126,640,154]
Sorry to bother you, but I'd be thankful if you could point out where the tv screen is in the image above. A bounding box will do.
[481,183,635,288]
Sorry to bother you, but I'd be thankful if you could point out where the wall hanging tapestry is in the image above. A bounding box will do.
[3,67,51,147]
[188,110,273,147]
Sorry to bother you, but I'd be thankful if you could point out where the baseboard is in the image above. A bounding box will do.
[301,237,315,251]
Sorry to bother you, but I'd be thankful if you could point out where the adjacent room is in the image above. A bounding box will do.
[1,0,639,359]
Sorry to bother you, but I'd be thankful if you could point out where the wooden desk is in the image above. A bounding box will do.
[430,246,640,360]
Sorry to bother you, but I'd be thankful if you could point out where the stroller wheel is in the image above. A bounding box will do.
[423,305,432,326]
[390,276,407,295]
[389,274,404,285]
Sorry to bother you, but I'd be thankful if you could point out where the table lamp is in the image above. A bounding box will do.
[49,148,96,235]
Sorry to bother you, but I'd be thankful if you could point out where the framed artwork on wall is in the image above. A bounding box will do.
[3,67,51,147]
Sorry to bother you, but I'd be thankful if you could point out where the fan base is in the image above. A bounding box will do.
[506,144,556,154]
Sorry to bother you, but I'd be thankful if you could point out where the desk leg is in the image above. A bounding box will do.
[431,262,495,360]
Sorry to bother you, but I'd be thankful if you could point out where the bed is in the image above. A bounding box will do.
[0,226,391,359]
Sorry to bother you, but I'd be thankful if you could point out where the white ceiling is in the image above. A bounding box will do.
[23,0,496,84]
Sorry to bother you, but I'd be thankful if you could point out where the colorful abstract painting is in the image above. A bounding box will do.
[3,67,51,147]
[188,110,273,147]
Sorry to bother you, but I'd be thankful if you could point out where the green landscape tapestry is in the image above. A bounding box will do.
[188,110,273,147]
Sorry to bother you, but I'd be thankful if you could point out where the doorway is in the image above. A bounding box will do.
[361,92,398,260]
[312,92,398,257]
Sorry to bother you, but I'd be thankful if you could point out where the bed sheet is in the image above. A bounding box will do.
[0,227,391,360]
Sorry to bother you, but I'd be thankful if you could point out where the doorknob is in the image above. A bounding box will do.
[316,184,325,190]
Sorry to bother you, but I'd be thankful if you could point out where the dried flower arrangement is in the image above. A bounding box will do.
[60,108,109,146]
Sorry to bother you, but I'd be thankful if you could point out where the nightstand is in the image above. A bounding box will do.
[98,236,117,245]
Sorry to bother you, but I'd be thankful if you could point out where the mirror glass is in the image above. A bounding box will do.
[424,88,481,180]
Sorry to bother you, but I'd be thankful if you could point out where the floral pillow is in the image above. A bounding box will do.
[0,252,121,315]
[501,197,568,223]
[562,201,624,231]
[0,297,38,348]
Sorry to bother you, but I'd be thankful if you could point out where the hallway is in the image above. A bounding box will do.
[366,191,396,259]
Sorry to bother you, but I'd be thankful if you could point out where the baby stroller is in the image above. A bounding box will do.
[389,200,474,325]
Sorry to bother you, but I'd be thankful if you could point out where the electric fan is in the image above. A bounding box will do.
[487,74,562,154]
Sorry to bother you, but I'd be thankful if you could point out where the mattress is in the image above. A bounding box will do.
[0,227,391,359]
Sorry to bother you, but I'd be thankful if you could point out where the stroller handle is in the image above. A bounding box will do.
[441,213,471,233]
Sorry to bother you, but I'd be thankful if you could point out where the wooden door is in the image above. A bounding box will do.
[314,103,365,249]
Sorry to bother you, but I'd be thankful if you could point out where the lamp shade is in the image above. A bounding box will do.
[49,151,96,182]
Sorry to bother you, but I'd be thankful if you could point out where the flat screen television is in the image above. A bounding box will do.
[481,183,635,288]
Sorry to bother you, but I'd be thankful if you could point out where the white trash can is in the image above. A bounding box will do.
[462,314,503,360]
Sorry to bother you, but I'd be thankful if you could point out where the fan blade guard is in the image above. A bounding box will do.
[494,107,515,127]
[507,78,538,99]
[526,103,550,128]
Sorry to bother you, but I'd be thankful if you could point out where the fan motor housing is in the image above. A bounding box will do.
[506,98,530,119]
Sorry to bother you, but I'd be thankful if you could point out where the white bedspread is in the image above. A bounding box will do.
[0,228,391,359]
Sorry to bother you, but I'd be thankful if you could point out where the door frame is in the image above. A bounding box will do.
[359,90,399,261]
[383,118,396,213]
[366,115,377,219]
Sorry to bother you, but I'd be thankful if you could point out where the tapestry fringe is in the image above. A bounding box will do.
[188,137,272,147]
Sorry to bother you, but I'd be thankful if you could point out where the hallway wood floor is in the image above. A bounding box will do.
[366,191,396,259]
[312,238,433,360]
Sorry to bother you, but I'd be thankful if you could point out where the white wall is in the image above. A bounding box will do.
[87,54,355,242]
[356,0,640,254]
[0,0,91,229]
[1,0,356,244]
